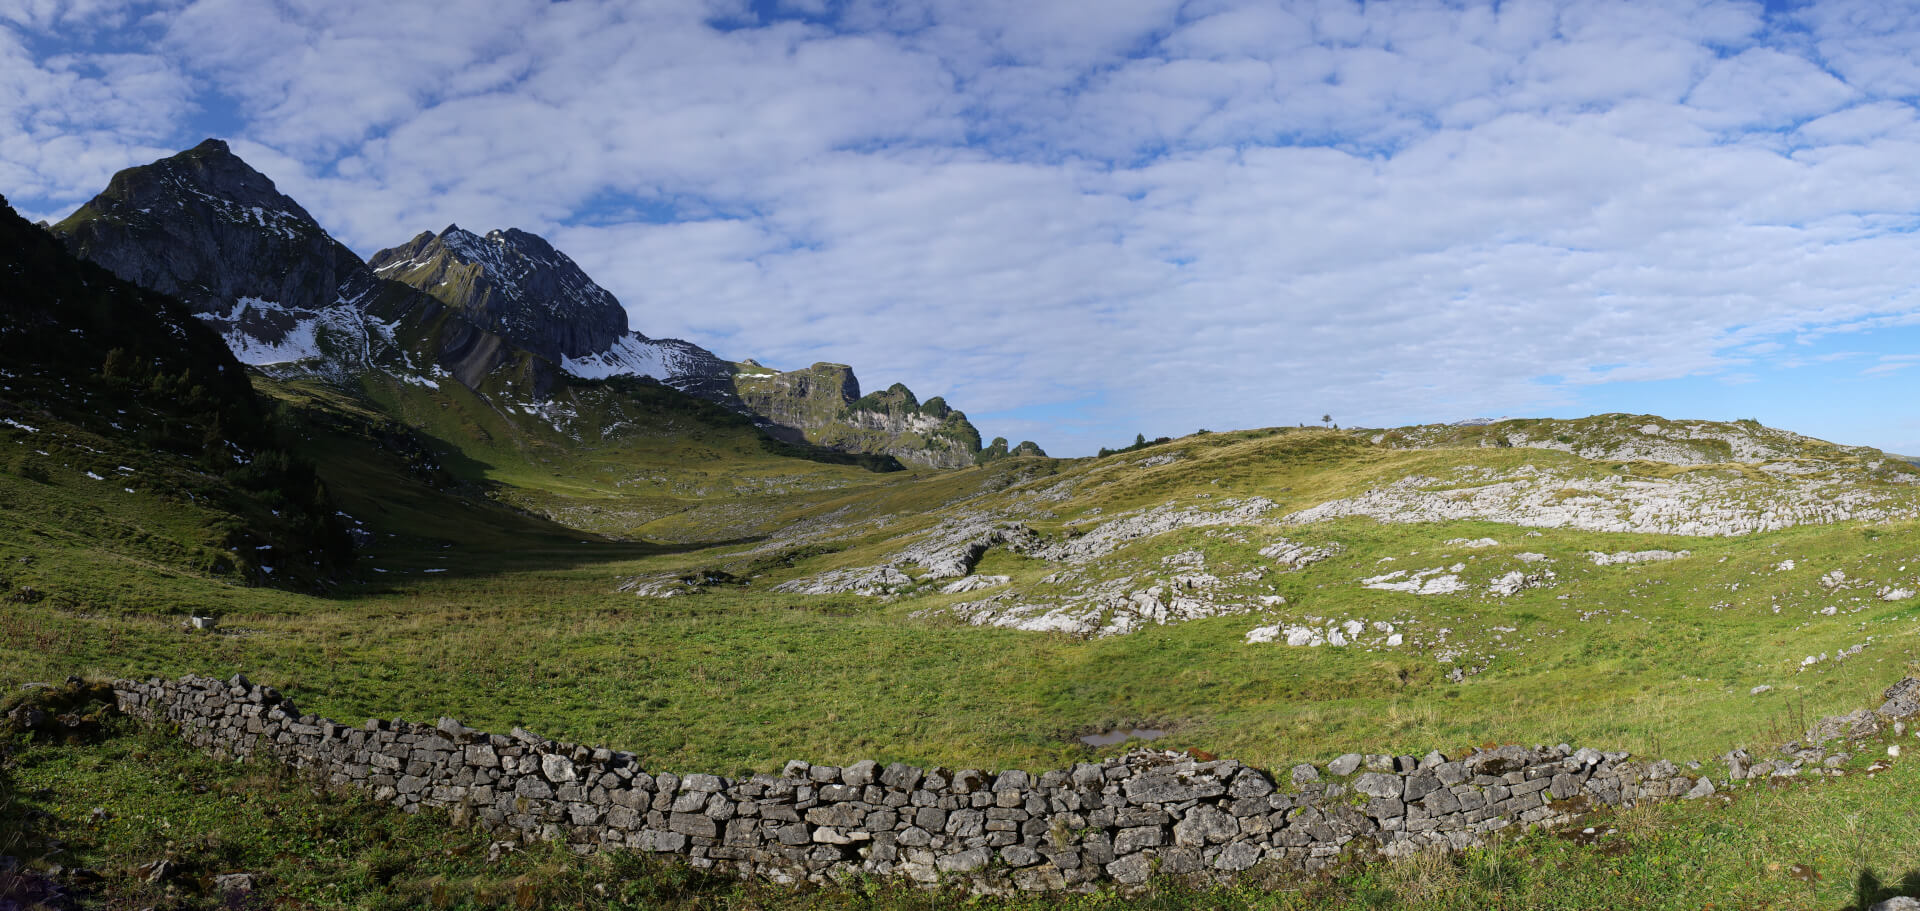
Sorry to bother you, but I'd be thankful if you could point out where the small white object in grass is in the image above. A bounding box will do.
[1890,745,1901,758]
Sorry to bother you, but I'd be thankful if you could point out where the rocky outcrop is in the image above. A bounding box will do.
[734,366,986,470]
[893,519,1042,579]
[734,363,861,435]
[1288,465,1919,536]
[1033,499,1278,564]
[117,672,1919,894]
[976,437,1049,464]
[1384,414,1885,467]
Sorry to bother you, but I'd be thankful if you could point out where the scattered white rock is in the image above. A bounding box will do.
[1487,569,1555,597]
[1751,685,1773,695]
[775,565,913,596]
[1589,550,1691,566]
[1259,538,1343,570]
[1032,498,1276,564]
[1363,568,1466,595]
[1246,618,1401,649]
[1775,559,1797,571]
[940,575,1011,595]
[1445,537,1500,548]
[892,518,1040,579]
[1289,463,1917,536]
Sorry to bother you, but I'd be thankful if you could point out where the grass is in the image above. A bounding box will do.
[3,500,1917,775]
[7,375,1920,908]
[5,403,1920,775]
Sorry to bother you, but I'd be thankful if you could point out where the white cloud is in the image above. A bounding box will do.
[3,0,1920,453]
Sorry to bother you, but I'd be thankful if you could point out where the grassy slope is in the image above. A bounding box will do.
[6,400,1920,907]
[341,370,914,544]
[5,420,1918,774]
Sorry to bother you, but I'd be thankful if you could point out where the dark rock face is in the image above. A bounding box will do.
[370,226,628,363]
[50,139,387,367]
[52,139,360,319]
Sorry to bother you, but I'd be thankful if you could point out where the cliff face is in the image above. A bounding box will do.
[732,363,862,440]
[370,225,745,405]
[52,139,358,317]
[732,367,985,469]
[49,139,373,365]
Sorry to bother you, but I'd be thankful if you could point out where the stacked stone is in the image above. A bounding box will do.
[106,674,1755,894]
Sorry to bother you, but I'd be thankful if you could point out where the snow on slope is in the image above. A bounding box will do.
[560,332,714,384]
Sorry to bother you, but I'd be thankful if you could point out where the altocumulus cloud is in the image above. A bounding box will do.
[5,0,1920,454]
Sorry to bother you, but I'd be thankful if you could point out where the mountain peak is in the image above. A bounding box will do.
[49,139,361,318]
[369,224,628,362]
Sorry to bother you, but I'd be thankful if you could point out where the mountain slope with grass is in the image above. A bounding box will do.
[0,193,352,589]
[5,387,1920,905]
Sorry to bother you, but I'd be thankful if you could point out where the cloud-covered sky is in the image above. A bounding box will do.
[6,0,1920,456]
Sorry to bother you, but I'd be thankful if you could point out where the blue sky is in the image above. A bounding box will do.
[4,0,1920,456]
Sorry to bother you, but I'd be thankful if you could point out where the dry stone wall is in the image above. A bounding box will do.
[110,674,1919,894]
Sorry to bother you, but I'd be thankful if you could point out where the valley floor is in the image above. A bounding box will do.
[7,404,1920,908]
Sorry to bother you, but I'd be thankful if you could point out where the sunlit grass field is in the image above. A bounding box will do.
[7,387,1920,909]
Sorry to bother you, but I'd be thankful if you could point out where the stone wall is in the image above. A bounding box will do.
[110,674,1920,894]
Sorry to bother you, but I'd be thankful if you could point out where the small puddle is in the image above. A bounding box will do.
[1078,728,1167,747]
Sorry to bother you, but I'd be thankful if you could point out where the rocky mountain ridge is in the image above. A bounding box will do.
[47,140,557,396]
[47,140,1011,470]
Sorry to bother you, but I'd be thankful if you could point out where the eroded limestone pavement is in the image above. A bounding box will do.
[109,673,1920,895]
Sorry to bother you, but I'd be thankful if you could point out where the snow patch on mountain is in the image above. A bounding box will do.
[561,334,687,380]
[220,316,321,365]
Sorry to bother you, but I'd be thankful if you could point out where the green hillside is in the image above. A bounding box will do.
[0,196,353,590]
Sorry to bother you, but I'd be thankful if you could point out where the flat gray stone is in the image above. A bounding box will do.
[937,846,992,873]
[1354,772,1403,799]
